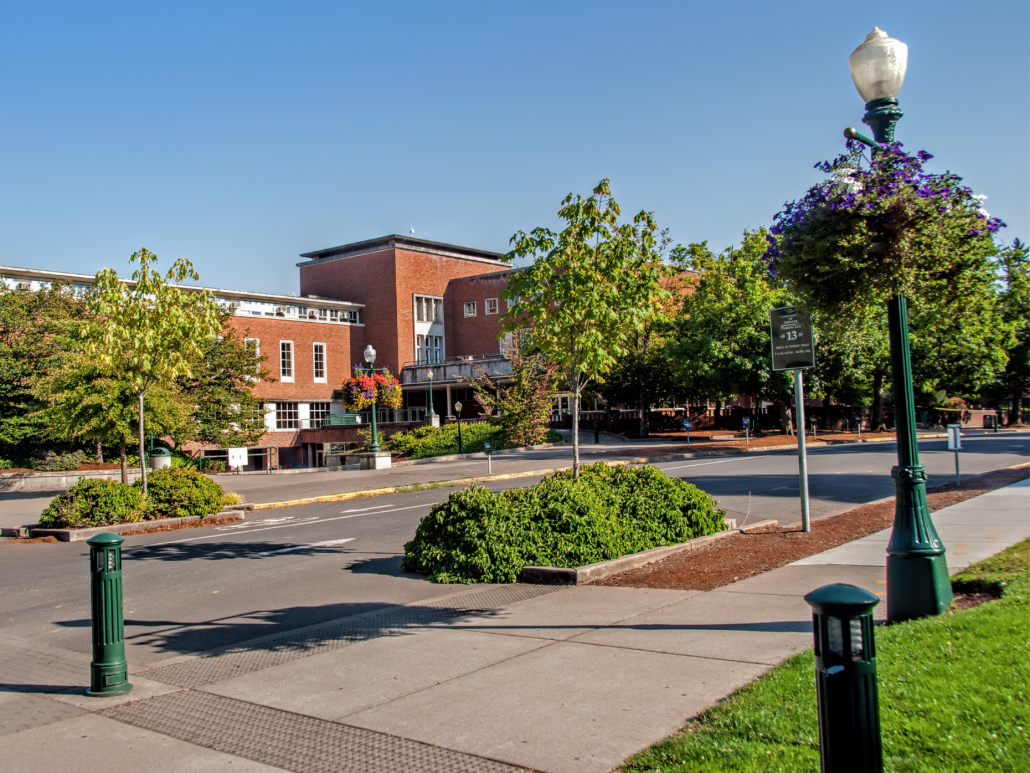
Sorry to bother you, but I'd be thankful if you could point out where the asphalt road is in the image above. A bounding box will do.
[0,432,1025,669]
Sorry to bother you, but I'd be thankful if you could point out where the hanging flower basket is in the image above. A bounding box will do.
[341,368,402,411]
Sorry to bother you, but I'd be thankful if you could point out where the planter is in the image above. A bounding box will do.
[29,510,247,542]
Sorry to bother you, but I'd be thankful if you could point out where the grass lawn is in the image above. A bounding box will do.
[622,540,1029,772]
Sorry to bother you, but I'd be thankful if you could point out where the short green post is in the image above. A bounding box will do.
[805,583,882,773]
[86,533,132,696]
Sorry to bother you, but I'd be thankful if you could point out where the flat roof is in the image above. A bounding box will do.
[0,265,364,308]
[299,234,505,264]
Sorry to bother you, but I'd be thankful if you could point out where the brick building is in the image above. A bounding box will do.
[1,234,520,469]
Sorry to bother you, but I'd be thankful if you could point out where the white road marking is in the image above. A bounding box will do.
[340,504,395,513]
[138,504,435,547]
[339,503,431,515]
[658,458,754,472]
[262,538,355,555]
[216,517,317,531]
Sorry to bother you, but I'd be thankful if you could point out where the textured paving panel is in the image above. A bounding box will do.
[0,637,86,693]
[141,585,562,688]
[103,690,529,773]
[0,694,85,736]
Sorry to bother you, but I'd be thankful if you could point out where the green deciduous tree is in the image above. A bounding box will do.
[85,248,222,492]
[500,180,671,473]
[466,329,558,447]
[990,239,1029,422]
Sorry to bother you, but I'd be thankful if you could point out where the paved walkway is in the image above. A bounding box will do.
[1,480,1026,772]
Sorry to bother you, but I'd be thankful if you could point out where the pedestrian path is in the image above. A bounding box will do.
[0,481,1026,773]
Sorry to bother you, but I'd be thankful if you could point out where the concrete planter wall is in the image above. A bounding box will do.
[0,468,144,493]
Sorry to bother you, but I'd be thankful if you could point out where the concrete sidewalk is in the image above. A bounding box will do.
[1,481,1027,773]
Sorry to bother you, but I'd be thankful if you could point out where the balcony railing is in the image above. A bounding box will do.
[301,409,427,428]
[401,354,512,385]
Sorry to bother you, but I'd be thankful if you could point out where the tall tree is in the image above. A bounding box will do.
[501,179,671,473]
[665,229,796,430]
[990,239,1029,422]
[176,311,273,447]
[0,282,87,457]
[85,248,222,492]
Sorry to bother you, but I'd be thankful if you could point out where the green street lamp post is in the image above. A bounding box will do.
[845,28,952,622]
[364,344,382,452]
[426,369,435,417]
[454,400,464,454]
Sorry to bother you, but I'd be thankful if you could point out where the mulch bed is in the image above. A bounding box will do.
[596,463,1029,592]
[3,515,244,545]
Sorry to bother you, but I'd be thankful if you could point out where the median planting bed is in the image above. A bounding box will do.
[401,462,725,583]
[621,540,1030,772]
[384,423,562,459]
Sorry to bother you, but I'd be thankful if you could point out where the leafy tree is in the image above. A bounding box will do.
[665,229,796,431]
[34,356,190,482]
[85,248,222,492]
[500,180,671,473]
[175,312,273,447]
[0,282,88,457]
[466,329,558,447]
[990,239,1029,422]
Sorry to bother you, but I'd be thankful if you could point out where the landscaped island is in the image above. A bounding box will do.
[402,463,725,583]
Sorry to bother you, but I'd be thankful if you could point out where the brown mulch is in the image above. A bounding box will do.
[596,463,1030,592]
[949,591,999,611]
[3,515,244,545]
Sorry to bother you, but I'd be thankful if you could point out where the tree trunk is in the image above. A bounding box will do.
[95,439,103,464]
[636,339,649,438]
[571,375,581,477]
[119,439,127,485]
[1011,392,1022,425]
[781,402,793,436]
[871,371,885,431]
[137,391,148,493]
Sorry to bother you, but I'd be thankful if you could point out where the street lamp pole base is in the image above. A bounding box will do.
[886,553,952,623]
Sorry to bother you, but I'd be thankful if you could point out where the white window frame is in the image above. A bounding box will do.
[464,301,477,318]
[275,402,299,430]
[308,401,332,428]
[485,298,498,315]
[312,342,327,384]
[280,340,294,383]
[432,335,442,363]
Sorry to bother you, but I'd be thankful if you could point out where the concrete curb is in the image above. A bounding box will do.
[28,511,246,542]
[520,518,781,586]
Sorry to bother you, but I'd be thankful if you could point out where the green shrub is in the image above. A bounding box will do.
[138,467,223,518]
[385,423,561,459]
[40,478,146,528]
[221,491,243,506]
[32,449,89,471]
[201,459,226,472]
[0,458,13,470]
[402,462,726,583]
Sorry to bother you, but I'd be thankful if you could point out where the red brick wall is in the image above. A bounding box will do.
[444,271,513,357]
[226,315,363,400]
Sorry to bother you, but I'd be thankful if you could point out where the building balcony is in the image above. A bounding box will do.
[400,354,512,385]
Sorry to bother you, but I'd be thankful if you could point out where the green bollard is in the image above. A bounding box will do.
[86,533,132,696]
[804,583,882,773]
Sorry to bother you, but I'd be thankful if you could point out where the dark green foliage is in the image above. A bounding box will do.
[385,423,561,459]
[137,467,223,518]
[39,478,145,528]
[32,449,90,471]
[402,463,725,583]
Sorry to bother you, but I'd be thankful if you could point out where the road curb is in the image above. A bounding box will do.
[29,511,246,542]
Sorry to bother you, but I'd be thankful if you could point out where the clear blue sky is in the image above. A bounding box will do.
[1,1,1026,295]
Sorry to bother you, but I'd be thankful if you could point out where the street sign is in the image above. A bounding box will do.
[741,416,751,428]
[947,424,962,451]
[683,418,692,430]
[483,438,493,454]
[769,307,816,371]
[228,447,248,468]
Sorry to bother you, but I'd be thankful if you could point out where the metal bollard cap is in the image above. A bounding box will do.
[804,583,879,617]
[86,532,125,547]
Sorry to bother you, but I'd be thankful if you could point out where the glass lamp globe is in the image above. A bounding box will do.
[364,344,376,364]
[848,27,908,103]
[427,369,434,380]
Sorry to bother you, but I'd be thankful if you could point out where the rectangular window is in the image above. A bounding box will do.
[415,297,425,322]
[275,402,299,429]
[464,301,477,317]
[433,336,442,363]
[313,342,326,383]
[506,295,519,309]
[433,299,442,322]
[485,298,498,315]
[280,341,294,382]
[416,334,425,364]
[309,402,331,428]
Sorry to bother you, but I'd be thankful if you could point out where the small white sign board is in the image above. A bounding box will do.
[946,425,962,451]
[228,447,248,468]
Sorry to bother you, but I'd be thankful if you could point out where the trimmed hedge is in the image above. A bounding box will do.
[137,467,223,519]
[40,478,146,528]
[385,423,562,459]
[33,450,90,471]
[402,462,726,583]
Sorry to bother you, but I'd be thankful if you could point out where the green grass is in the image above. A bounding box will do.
[622,540,1030,772]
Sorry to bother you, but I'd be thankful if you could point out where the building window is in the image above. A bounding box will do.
[280,341,294,382]
[432,336,442,363]
[485,298,498,315]
[309,402,331,428]
[275,402,299,429]
[433,299,442,322]
[464,301,477,317]
[313,342,326,383]
[416,334,425,364]
[506,295,519,309]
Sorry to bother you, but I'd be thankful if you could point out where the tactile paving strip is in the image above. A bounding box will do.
[103,689,528,773]
[141,584,561,688]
